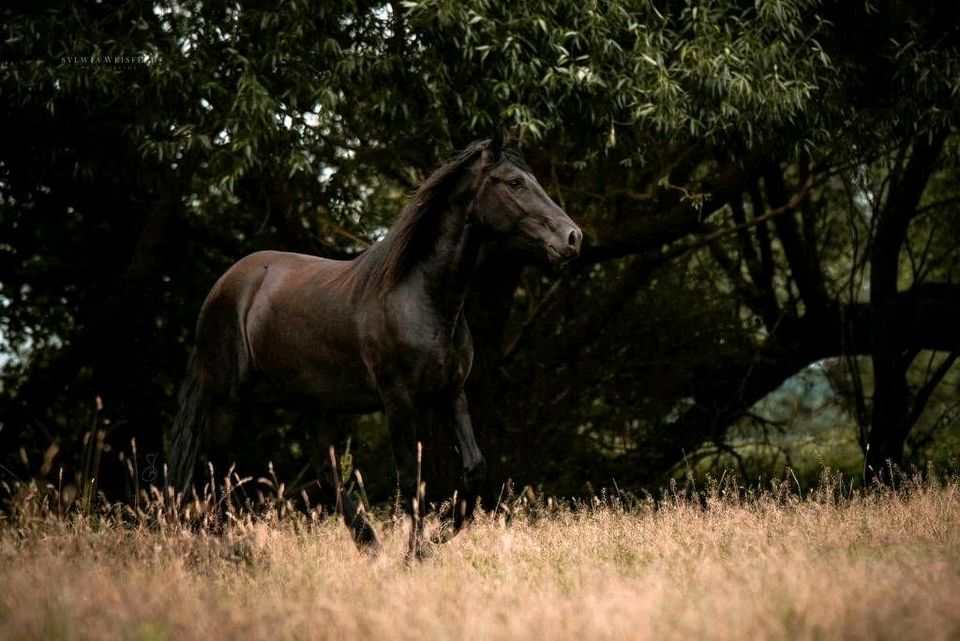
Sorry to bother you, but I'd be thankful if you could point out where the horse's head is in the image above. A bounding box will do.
[470,135,582,266]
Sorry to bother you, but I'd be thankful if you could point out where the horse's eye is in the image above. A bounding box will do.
[508,177,524,189]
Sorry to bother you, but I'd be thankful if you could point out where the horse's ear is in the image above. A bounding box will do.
[503,127,520,150]
[482,130,504,166]
[491,127,505,152]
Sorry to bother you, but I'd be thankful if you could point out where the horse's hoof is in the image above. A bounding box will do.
[353,525,381,555]
[357,537,381,555]
[429,521,458,545]
[405,540,433,563]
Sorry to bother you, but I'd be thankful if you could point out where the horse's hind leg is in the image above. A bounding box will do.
[202,396,242,495]
[323,455,379,551]
[311,417,380,552]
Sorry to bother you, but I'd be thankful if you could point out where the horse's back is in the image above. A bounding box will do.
[199,250,319,336]
[201,249,349,316]
[197,250,377,408]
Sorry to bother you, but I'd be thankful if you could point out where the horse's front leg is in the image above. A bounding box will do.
[441,389,487,531]
[380,386,429,558]
[449,390,487,492]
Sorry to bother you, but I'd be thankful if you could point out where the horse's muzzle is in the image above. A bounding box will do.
[547,225,583,265]
[565,226,583,254]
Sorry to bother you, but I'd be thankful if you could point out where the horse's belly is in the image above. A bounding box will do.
[247,358,379,411]
[296,360,381,411]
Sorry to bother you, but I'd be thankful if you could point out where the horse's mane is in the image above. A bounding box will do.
[345,138,528,298]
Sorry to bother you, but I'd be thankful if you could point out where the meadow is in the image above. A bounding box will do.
[2,474,959,641]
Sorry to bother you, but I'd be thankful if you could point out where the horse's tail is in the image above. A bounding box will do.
[169,350,205,494]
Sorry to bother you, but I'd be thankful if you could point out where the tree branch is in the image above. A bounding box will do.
[906,351,959,429]
[764,165,829,314]
[660,172,817,265]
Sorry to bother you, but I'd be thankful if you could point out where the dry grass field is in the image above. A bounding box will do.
[2,474,959,641]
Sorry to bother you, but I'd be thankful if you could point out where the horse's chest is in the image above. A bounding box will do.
[371,320,471,390]
[395,330,467,388]
[427,337,469,377]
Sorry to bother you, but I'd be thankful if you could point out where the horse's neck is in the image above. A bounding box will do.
[416,201,483,323]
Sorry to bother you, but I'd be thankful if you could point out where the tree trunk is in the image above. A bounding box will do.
[865,129,947,483]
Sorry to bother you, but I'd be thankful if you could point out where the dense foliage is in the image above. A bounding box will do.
[1,0,958,502]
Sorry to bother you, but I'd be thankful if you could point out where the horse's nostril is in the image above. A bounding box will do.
[568,229,579,247]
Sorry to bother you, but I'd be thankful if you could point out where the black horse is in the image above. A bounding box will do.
[169,135,581,554]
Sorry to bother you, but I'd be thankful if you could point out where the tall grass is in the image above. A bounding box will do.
[1,470,958,641]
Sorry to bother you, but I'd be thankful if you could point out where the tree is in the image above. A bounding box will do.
[1,0,958,500]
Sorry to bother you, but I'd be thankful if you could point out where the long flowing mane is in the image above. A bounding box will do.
[345,140,486,298]
[343,138,531,298]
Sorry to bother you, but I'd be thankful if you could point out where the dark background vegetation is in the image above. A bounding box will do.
[1,0,958,505]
